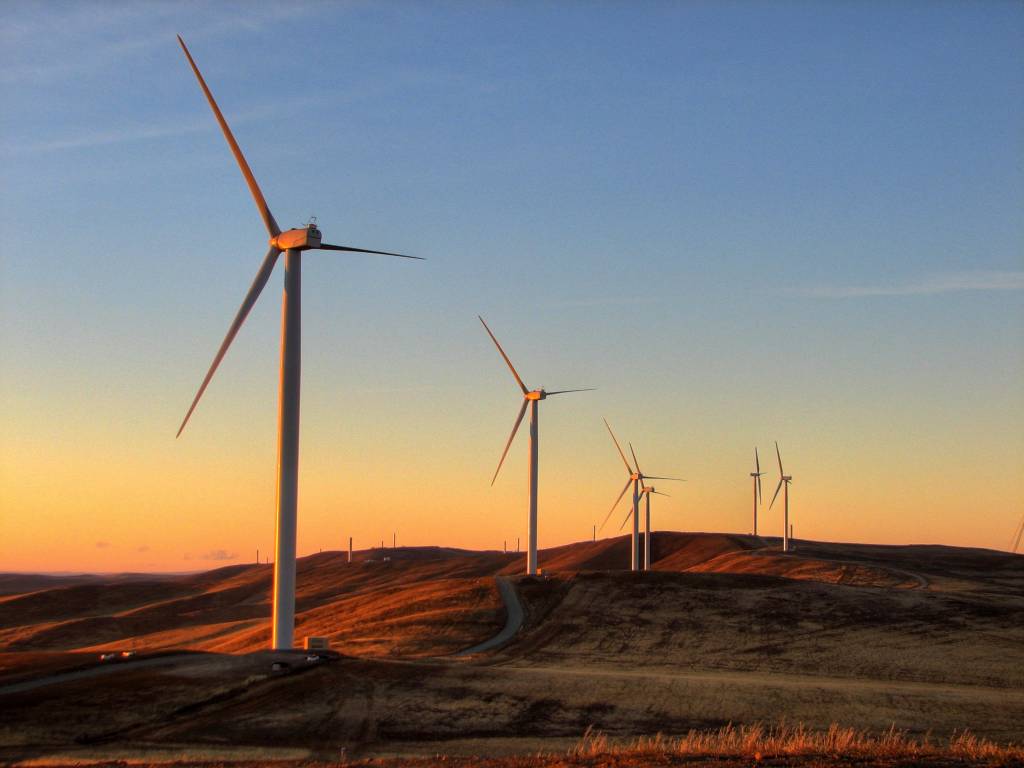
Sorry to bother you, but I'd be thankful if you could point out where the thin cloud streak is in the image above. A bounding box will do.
[804,270,1024,298]
[0,3,323,84]
[550,296,664,308]
[1,97,318,156]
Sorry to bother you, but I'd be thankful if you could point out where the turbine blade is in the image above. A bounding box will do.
[755,446,760,474]
[769,478,784,509]
[603,418,634,474]
[491,399,529,485]
[1013,513,1024,553]
[598,478,632,532]
[478,316,528,395]
[775,440,784,477]
[318,243,423,260]
[653,490,671,497]
[177,246,282,437]
[644,475,685,481]
[628,442,642,476]
[177,36,279,237]
[757,474,763,504]
[544,388,596,395]
[617,506,633,532]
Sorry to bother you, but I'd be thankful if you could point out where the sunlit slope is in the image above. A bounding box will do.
[1,535,1020,662]
[0,548,513,656]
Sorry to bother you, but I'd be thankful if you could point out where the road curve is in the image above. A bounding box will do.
[455,576,523,656]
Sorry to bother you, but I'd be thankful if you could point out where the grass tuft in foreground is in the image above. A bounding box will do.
[570,721,1024,763]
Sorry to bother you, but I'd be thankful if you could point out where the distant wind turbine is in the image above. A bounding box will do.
[1012,513,1024,554]
[479,316,592,575]
[751,447,765,536]
[627,484,672,571]
[173,36,421,650]
[769,441,792,552]
[599,421,682,571]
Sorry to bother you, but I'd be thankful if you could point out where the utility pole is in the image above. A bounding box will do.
[348,537,353,563]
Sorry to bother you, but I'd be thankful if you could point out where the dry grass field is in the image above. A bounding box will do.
[1,533,1022,766]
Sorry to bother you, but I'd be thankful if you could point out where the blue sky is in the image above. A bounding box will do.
[1,1,1022,569]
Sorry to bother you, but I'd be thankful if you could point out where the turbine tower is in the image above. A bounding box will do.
[769,441,793,553]
[750,447,765,536]
[174,37,420,650]
[630,484,671,570]
[1011,512,1024,554]
[599,421,681,571]
[479,316,592,575]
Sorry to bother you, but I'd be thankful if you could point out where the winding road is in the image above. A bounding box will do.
[455,576,523,656]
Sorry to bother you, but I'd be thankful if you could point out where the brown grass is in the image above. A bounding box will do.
[570,721,1024,762]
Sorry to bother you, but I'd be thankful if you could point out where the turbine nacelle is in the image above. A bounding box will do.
[271,225,322,251]
[526,390,546,401]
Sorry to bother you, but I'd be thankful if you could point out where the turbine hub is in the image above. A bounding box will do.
[271,224,322,252]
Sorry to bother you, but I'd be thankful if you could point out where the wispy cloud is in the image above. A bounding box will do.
[200,549,237,561]
[1,96,317,156]
[550,296,663,308]
[804,270,1024,298]
[0,3,322,84]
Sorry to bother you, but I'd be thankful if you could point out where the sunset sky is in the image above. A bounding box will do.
[1,1,1022,573]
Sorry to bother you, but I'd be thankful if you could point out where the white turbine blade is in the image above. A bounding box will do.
[645,475,685,481]
[775,440,784,477]
[755,446,760,475]
[628,442,642,477]
[478,316,528,395]
[318,243,423,260]
[491,399,529,485]
[177,36,279,237]
[757,473,763,504]
[544,388,596,395]
[177,246,282,437]
[769,477,784,509]
[617,506,633,532]
[598,478,633,532]
[603,418,634,474]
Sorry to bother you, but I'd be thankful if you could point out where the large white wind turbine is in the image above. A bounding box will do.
[174,37,421,650]
[750,447,765,536]
[479,316,592,575]
[599,421,681,571]
[769,441,793,552]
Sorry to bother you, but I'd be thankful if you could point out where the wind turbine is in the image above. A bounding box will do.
[769,441,792,552]
[1011,513,1024,554]
[629,484,672,571]
[174,36,420,650]
[750,447,765,536]
[479,316,592,575]
[599,421,681,571]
